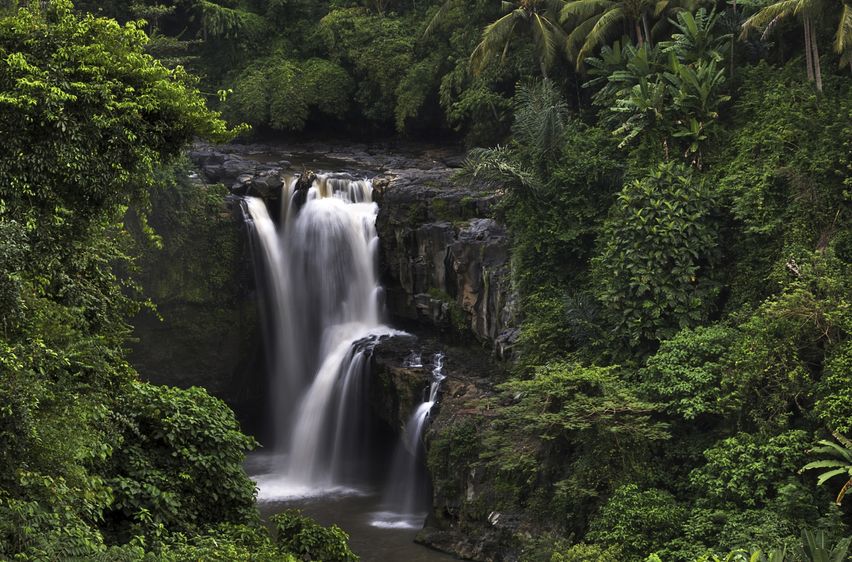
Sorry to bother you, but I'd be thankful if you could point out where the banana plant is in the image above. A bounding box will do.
[660,8,730,64]
[793,530,851,562]
[800,432,852,506]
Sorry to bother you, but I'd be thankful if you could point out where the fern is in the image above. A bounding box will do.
[511,79,570,157]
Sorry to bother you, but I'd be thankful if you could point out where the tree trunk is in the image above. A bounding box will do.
[804,19,814,83]
[635,20,644,46]
[642,13,653,47]
[729,0,737,78]
[810,18,823,92]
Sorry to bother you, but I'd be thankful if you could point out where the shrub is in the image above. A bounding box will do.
[587,484,685,560]
[722,251,850,427]
[815,343,852,434]
[592,161,720,350]
[104,382,258,538]
[159,523,295,562]
[271,510,358,562]
[689,431,811,509]
[640,325,737,421]
[480,363,669,530]
[550,542,623,562]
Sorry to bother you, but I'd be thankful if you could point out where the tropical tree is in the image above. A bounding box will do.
[511,78,570,159]
[584,39,662,114]
[660,8,730,64]
[560,0,655,70]
[583,14,730,167]
[470,0,569,78]
[460,78,570,190]
[837,0,852,69]
[739,0,849,91]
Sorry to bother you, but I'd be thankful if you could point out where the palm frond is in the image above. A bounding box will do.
[834,2,852,60]
[740,0,800,38]
[512,79,570,154]
[577,6,626,67]
[567,14,604,61]
[531,13,568,70]
[544,0,571,14]
[460,146,538,191]
[423,0,460,38]
[471,11,521,74]
[561,0,617,23]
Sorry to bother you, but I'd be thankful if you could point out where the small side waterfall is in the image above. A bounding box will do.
[243,173,397,498]
[372,353,446,529]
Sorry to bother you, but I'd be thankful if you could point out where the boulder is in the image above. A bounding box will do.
[249,171,283,199]
[230,173,253,196]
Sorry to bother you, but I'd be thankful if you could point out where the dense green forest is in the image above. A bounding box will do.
[0,0,850,560]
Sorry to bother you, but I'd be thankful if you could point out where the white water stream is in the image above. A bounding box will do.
[372,353,446,529]
[243,175,395,498]
[242,172,447,550]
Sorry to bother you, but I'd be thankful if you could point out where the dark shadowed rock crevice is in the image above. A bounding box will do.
[129,174,268,438]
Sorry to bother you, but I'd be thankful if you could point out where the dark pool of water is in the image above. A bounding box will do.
[258,493,456,562]
[247,454,457,562]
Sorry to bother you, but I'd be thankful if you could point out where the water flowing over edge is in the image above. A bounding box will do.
[371,353,446,529]
[242,173,407,500]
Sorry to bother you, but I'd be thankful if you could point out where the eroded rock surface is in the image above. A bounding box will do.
[188,142,519,356]
[376,169,517,357]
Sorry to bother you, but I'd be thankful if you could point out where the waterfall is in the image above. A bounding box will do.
[372,353,446,529]
[242,174,395,498]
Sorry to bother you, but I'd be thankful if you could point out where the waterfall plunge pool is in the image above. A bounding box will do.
[247,452,457,562]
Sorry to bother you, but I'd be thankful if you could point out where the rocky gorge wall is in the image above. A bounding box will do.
[375,168,518,358]
[133,143,524,561]
[129,169,267,437]
[185,141,520,356]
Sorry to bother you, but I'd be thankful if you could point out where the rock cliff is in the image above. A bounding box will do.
[129,173,266,436]
[376,168,518,357]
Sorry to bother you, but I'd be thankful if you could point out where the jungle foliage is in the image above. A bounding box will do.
[429,0,850,560]
[1,0,850,559]
[0,2,354,560]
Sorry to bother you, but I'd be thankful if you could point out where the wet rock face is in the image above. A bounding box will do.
[366,332,525,562]
[129,179,266,438]
[368,334,427,434]
[376,170,517,357]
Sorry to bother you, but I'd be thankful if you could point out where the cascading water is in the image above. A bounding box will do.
[242,173,396,498]
[372,353,446,529]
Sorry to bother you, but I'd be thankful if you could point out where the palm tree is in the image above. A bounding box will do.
[470,0,569,78]
[560,0,655,70]
[837,0,852,69]
[739,0,851,90]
